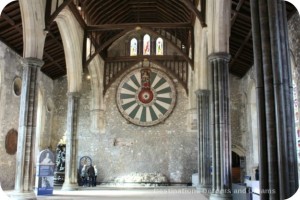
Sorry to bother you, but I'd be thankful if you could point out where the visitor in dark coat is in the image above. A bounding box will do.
[87,164,95,187]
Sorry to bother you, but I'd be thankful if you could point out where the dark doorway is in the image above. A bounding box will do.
[232,151,241,183]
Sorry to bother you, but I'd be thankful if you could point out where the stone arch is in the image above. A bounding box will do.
[248,81,259,162]
[55,8,83,92]
[231,144,247,183]
[19,0,46,58]
[35,87,45,153]
[246,79,259,178]
[231,144,246,157]
[88,55,106,134]
[33,87,45,174]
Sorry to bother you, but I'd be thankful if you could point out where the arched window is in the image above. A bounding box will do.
[130,38,138,56]
[156,37,163,55]
[143,34,150,55]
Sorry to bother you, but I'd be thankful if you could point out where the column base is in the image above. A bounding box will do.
[209,193,232,200]
[61,182,78,191]
[9,191,37,200]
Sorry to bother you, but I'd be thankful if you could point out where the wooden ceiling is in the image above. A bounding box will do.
[0,0,297,80]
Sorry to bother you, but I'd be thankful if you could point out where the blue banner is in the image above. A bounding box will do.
[35,149,55,196]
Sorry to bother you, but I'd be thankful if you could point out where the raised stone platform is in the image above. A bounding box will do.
[111,172,169,186]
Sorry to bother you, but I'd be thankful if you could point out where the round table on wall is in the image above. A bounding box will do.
[116,67,176,126]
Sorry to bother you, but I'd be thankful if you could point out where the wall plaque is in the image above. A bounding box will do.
[5,128,18,155]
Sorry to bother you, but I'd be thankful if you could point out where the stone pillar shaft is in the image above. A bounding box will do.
[90,109,105,134]
[209,53,231,199]
[196,89,211,189]
[250,0,299,199]
[15,58,43,194]
[62,92,80,190]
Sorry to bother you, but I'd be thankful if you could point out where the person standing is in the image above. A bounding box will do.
[93,165,98,186]
[255,168,259,181]
[87,164,95,187]
[81,165,87,187]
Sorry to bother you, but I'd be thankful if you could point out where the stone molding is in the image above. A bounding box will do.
[67,92,81,98]
[21,57,44,67]
[208,52,231,62]
[195,89,210,96]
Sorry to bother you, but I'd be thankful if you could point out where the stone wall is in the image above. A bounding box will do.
[51,77,68,148]
[0,41,54,189]
[0,41,22,189]
[101,68,196,183]
[229,68,258,180]
[51,65,197,184]
[288,13,300,83]
[36,65,55,151]
[288,12,300,176]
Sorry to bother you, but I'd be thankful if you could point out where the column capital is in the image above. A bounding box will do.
[195,89,210,96]
[67,92,81,98]
[208,52,231,62]
[21,57,44,67]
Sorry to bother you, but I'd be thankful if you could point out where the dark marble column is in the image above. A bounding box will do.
[195,89,211,191]
[208,53,232,200]
[250,0,299,199]
[62,92,80,190]
[13,58,43,199]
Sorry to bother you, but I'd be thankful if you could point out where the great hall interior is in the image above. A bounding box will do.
[0,0,299,200]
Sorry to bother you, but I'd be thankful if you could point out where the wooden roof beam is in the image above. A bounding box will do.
[87,22,192,31]
[43,52,65,71]
[178,0,206,27]
[231,0,245,27]
[85,28,131,67]
[230,29,252,67]
[46,0,73,29]
[68,3,87,29]
[105,55,187,62]
[1,12,15,26]
[46,30,64,49]
[1,11,22,34]
[0,22,22,35]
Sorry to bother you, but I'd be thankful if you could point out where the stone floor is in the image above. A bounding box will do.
[39,187,208,200]
[5,186,209,200]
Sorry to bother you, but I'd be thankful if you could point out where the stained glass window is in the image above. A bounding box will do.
[156,37,163,55]
[143,34,150,55]
[130,38,138,56]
